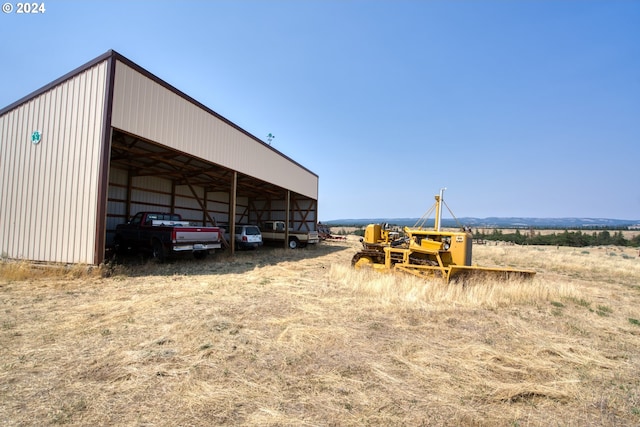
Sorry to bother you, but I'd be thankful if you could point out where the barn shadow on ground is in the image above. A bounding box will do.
[105,241,353,278]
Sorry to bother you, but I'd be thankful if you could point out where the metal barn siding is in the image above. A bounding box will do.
[0,60,109,264]
[111,60,318,200]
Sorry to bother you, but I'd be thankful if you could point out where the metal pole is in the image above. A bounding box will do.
[436,187,446,232]
[285,190,290,248]
[230,171,237,254]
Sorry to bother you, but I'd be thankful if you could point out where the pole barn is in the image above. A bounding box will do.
[0,50,319,265]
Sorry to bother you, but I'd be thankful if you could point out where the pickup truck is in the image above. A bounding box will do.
[114,212,222,261]
[260,221,320,249]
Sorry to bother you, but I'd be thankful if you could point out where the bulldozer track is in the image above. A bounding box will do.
[351,250,385,266]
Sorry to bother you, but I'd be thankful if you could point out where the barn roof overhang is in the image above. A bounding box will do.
[110,129,289,199]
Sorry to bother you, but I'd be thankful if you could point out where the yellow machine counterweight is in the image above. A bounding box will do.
[351,189,536,283]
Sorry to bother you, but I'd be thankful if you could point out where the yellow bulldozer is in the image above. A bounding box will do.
[351,189,536,283]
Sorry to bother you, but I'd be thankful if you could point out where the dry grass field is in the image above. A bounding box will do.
[1,237,639,426]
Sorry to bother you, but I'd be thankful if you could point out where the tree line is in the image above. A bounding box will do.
[334,225,639,247]
[474,229,640,247]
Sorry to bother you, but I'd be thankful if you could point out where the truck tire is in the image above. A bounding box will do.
[113,236,126,255]
[288,237,300,249]
[152,239,166,262]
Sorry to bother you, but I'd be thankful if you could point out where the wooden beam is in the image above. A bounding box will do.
[183,175,217,226]
[284,190,290,249]
[171,180,176,215]
[126,170,133,218]
[230,171,237,254]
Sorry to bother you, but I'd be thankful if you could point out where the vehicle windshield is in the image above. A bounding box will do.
[245,226,261,236]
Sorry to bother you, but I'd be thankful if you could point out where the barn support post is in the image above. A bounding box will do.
[284,190,290,249]
[93,54,117,264]
[171,180,177,214]
[125,171,133,219]
[230,171,237,254]
[203,190,208,225]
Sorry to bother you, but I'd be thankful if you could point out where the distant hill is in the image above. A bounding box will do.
[323,217,640,229]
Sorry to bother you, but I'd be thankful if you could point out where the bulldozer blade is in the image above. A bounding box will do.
[394,264,451,281]
[447,265,536,283]
[394,264,535,283]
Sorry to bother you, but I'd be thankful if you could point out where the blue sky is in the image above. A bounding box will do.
[1,1,639,221]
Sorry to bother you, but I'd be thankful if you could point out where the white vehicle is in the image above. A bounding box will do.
[223,225,263,250]
[260,221,320,249]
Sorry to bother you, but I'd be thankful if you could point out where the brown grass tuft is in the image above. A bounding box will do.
[0,259,105,281]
